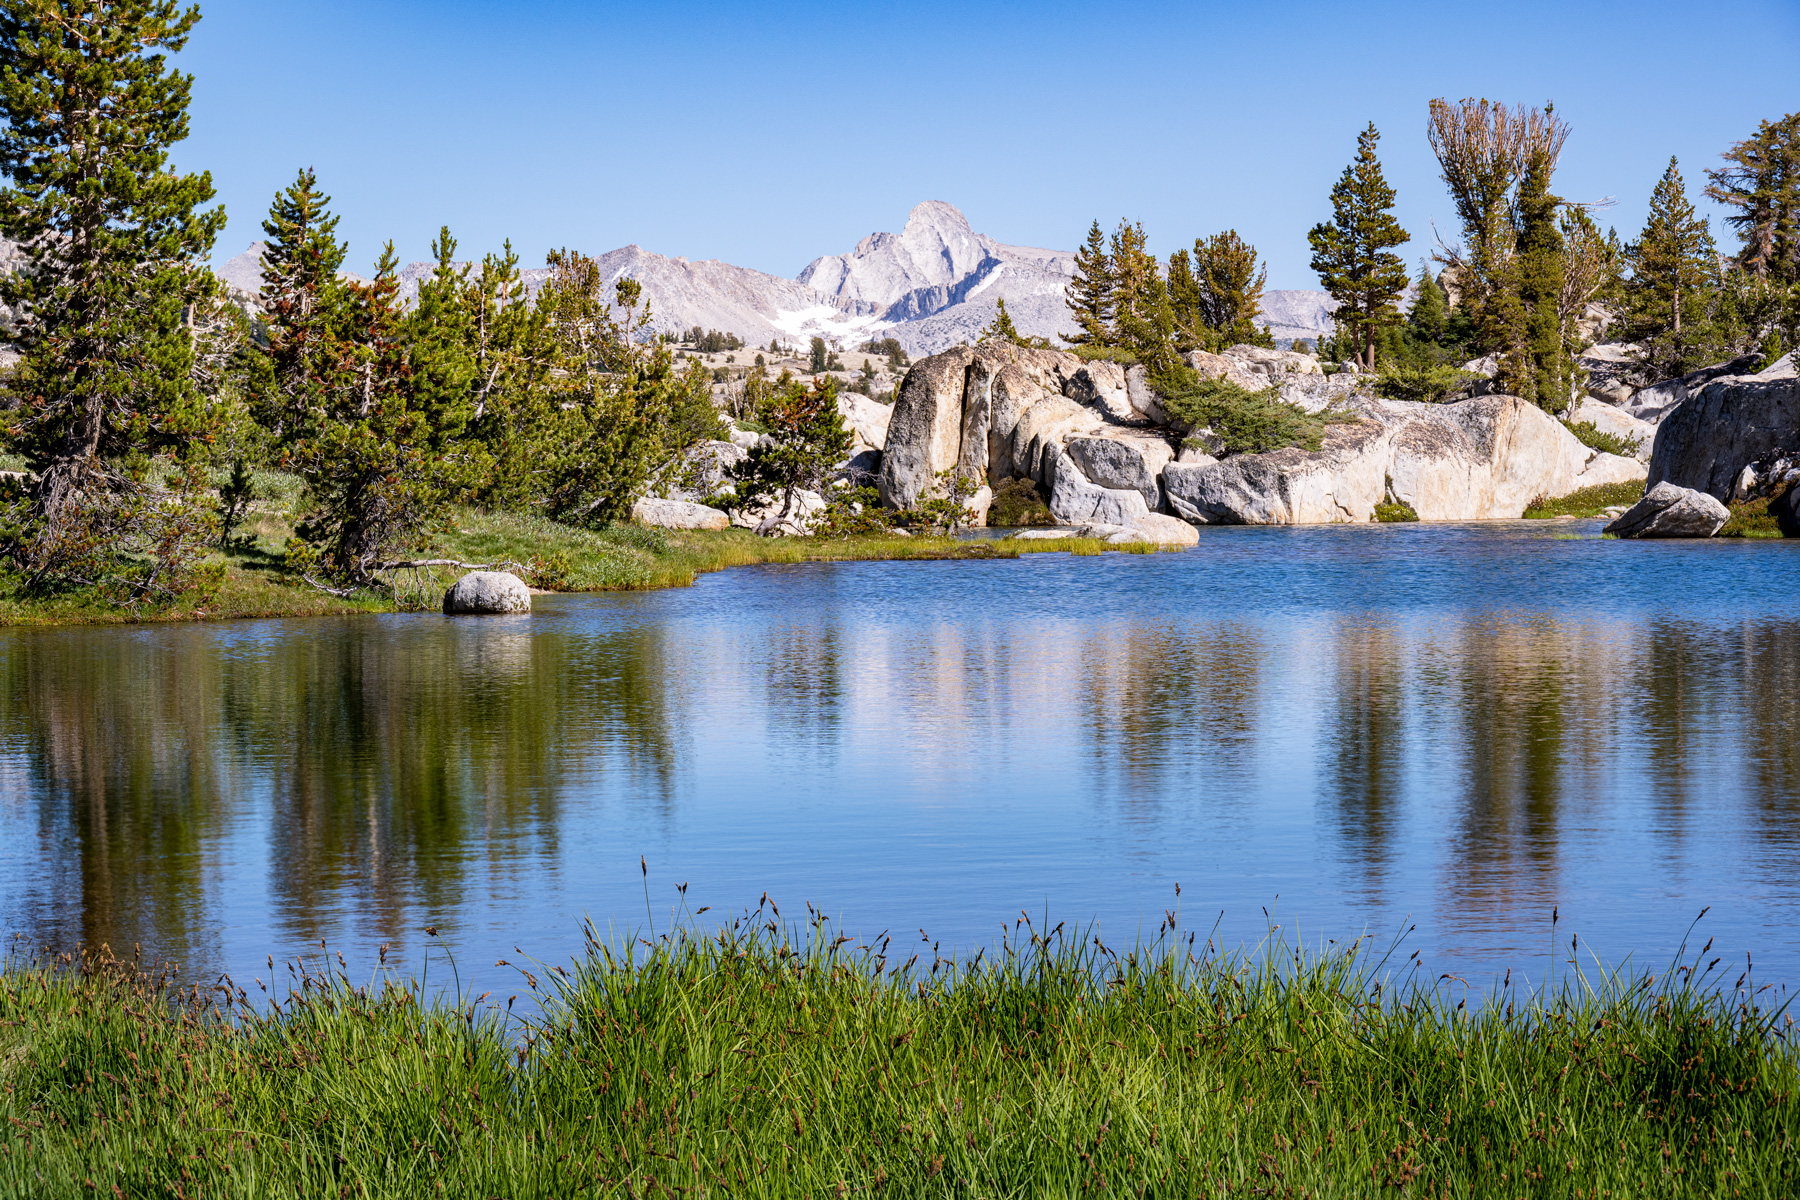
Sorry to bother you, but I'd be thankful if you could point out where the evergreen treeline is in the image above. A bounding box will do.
[1064,218,1276,366]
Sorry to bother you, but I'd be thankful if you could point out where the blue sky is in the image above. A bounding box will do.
[176,0,1800,289]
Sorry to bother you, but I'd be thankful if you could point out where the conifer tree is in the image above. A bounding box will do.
[1706,113,1800,285]
[1171,230,1270,351]
[1108,219,1158,344]
[1407,262,1449,345]
[731,375,851,533]
[1308,123,1410,370]
[0,0,227,594]
[1500,149,1572,409]
[1063,219,1114,345]
[258,167,346,440]
[1622,157,1718,376]
[809,336,828,374]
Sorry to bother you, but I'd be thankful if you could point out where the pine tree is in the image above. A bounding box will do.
[0,0,227,593]
[1063,219,1114,345]
[1706,113,1800,285]
[809,336,828,374]
[258,167,346,440]
[1308,123,1410,370]
[731,375,852,531]
[1407,262,1448,345]
[1176,230,1270,349]
[1501,149,1572,410]
[1108,219,1157,344]
[1622,157,1718,377]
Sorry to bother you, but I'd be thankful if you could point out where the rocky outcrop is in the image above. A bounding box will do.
[1647,355,1799,501]
[1569,397,1654,461]
[632,497,730,531]
[1623,354,1762,424]
[838,393,893,455]
[1603,481,1730,538]
[1162,395,1592,525]
[877,343,1626,529]
[443,571,531,615]
[1570,452,1648,490]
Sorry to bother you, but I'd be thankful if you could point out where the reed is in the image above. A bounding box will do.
[2,905,1795,1197]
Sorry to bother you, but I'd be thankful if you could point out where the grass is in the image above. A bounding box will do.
[1523,480,1647,520]
[1,903,1795,1198]
[0,488,1167,627]
[1718,489,1797,539]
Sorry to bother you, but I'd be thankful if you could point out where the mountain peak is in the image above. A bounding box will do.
[902,200,974,239]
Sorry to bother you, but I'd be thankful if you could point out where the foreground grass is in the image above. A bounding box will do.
[1523,479,1646,520]
[2,908,1796,1198]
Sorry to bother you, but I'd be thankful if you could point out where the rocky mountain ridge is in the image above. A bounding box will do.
[213,202,1338,355]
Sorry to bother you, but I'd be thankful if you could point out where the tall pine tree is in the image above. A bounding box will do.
[1500,148,1572,410]
[1706,113,1800,285]
[258,167,346,442]
[1622,157,1718,377]
[0,0,227,593]
[1308,123,1410,370]
[1063,219,1114,345]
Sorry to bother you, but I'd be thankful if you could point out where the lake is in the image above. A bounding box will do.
[3,521,1798,1001]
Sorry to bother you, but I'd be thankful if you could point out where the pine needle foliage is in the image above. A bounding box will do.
[1308,123,1410,371]
[1622,158,1721,378]
[0,0,229,600]
[1706,112,1800,285]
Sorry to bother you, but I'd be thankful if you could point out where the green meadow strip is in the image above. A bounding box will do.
[2,904,1796,1197]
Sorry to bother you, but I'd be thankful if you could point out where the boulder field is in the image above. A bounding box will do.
[875,342,1644,530]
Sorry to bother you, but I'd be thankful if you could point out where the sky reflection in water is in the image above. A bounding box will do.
[2,521,1798,999]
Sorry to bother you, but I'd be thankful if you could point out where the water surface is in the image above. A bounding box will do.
[3,521,1798,997]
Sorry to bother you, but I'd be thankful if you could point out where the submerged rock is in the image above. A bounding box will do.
[443,571,531,615]
[1602,482,1729,538]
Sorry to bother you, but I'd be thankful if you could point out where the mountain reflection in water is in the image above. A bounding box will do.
[2,522,1798,997]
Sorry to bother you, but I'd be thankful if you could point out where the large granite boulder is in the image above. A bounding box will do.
[632,497,730,531]
[1647,355,1800,500]
[1570,452,1648,490]
[878,345,975,509]
[1063,434,1173,511]
[1603,481,1729,538]
[879,343,1084,509]
[838,393,893,454]
[1624,354,1762,424]
[1162,395,1589,525]
[1047,446,1152,526]
[444,571,531,615]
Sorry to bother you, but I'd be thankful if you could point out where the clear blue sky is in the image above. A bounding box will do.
[176,0,1800,289]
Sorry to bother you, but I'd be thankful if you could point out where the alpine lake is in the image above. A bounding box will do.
[4,519,1799,1003]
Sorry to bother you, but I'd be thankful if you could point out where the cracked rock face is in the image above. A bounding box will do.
[1647,355,1800,501]
[443,572,531,615]
[1602,481,1730,538]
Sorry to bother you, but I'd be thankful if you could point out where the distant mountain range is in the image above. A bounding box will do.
[215,202,1337,355]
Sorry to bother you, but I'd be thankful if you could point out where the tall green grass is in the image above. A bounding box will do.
[2,901,1796,1197]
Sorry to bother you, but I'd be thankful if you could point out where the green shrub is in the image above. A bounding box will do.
[1523,479,1646,519]
[1562,419,1644,459]
[1374,499,1418,522]
[1372,362,1477,403]
[1156,367,1337,455]
[987,477,1055,527]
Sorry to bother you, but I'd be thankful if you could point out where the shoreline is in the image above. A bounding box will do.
[0,525,1163,629]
